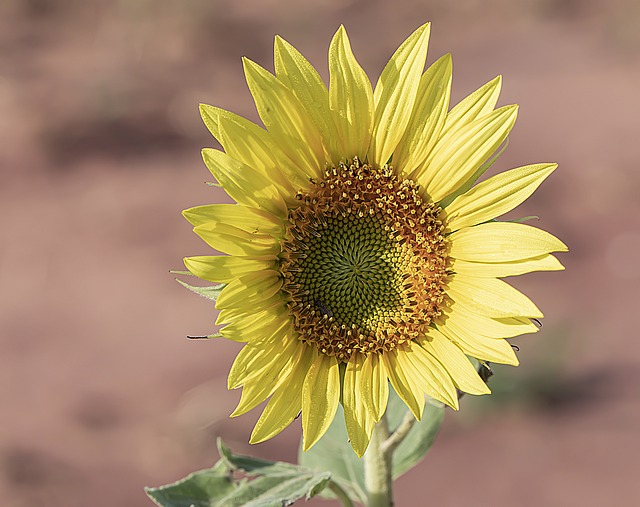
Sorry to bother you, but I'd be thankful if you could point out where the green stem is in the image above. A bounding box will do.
[364,414,393,507]
[381,409,415,455]
[328,481,355,507]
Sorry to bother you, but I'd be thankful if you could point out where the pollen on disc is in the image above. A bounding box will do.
[281,158,449,362]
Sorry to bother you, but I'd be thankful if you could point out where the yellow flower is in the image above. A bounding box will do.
[183,24,566,457]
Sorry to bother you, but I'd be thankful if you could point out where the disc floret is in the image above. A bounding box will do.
[281,159,449,361]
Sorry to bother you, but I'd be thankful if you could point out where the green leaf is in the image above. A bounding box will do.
[176,279,226,301]
[217,474,330,507]
[218,439,311,477]
[389,397,445,478]
[145,462,236,507]
[146,439,332,507]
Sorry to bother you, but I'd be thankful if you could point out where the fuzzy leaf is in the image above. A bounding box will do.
[145,462,236,507]
[146,440,332,507]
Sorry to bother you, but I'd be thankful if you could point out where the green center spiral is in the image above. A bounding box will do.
[296,212,409,327]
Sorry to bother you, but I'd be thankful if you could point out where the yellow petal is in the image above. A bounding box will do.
[220,305,290,342]
[216,270,282,309]
[207,109,294,190]
[451,254,565,278]
[441,298,538,338]
[243,57,325,179]
[228,319,296,389]
[382,351,425,420]
[192,222,280,257]
[274,36,341,165]
[231,337,300,416]
[444,163,557,231]
[395,53,452,177]
[419,105,518,203]
[447,274,543,318]
[438,320,519,366]
[202,148,287,217]
[302,352,341,451]
[328,26,373,160]
[440,75,502,137]
[199,104,311,188]
[232,376,281,417]
[217,118,296,198]
[251,345,314,444]
[358,352,389,422]
[368,23,431,166]
[449,222,568,263]
[420,328,490,395]
[402,340,459,409]
[216,297,283,326]
[343,354,375,457]
[183,204,284,237]
[437,138,510,207]
[199,102,225,140]
[183,255,276,283]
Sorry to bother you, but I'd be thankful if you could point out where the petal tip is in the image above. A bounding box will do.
[229,408,242,417]
[352,444,367,458]
[413,22,432,39]
[333,24,348,40]
[504,103,519,115]
[248,432,265,445]
[273,34,290,53]
[241,56,256,73]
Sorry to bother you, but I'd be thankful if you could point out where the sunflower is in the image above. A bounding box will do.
[182,23,566,457]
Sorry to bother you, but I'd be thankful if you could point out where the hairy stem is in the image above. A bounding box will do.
[381,409,416,455]
[364,414,393,507]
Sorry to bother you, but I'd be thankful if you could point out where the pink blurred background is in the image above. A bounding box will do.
[1,0,639,505]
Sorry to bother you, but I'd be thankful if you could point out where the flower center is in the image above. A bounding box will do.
[280,159,449,361]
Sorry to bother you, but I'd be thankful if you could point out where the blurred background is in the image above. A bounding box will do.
[1,0,639,505]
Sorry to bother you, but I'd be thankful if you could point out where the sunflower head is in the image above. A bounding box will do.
[281,157,449,361]
[183,23,567,457]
